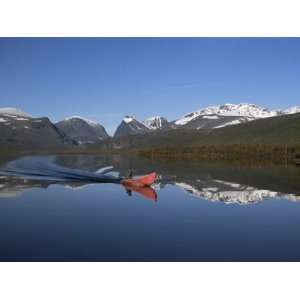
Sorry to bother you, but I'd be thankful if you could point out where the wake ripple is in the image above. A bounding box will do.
[0,156,122,183]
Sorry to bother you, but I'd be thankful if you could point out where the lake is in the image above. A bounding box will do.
[0,154,300,261]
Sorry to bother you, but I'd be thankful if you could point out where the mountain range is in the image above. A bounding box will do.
[1,103,300,151]
[113,103,300,136]
[110,111,300,152]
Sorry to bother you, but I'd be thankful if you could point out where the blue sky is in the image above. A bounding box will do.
[0,38,300,134]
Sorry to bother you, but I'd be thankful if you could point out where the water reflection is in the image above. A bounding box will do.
[0,156,158,201]
[174,180,300,204]
[1,155,300,205]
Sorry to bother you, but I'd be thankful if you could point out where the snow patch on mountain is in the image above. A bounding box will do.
[214,119,242,128]
[283,106,300,114]
[123,116,134,124]
[175,113,199,126]
[202,115,219,119]
[143,116,168,130]
[15,117,30,121]
[64,116,100,127]
[0,107,31,118]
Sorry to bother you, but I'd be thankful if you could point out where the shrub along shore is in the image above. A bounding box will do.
[1,143,300,165]
[139,144,300,164]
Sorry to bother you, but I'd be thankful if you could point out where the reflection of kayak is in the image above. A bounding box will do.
[121,172,157,188]
[125,186,157,202]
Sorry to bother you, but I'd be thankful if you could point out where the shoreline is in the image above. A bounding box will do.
[1,143,300,166]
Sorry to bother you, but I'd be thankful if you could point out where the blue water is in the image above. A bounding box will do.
[0,155,300,261]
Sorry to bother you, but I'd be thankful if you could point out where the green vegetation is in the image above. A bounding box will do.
[139,144,300,163]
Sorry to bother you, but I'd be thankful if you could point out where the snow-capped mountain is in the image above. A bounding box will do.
[111,103,300,137]
[2,103,300,143]
[143,116,169,130]
[174,103,281,130]
[114,116,150,138]
[0,107,74,149]
[55,116,109,144]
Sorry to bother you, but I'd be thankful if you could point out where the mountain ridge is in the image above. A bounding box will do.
[115,103,300,135]
[1,102,300,148]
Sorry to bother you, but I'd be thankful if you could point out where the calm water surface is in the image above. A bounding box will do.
[0,154,300,261]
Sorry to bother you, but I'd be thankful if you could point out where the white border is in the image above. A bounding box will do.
[0,0,300,36]
[0,262,299,299]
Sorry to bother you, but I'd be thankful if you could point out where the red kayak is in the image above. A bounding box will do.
[121,172,157,188]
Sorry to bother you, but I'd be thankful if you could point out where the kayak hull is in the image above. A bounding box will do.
[121,172,156,188]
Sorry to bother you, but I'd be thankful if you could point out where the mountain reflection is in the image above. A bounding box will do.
[174,180,300,204]
[1,155,300,205]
